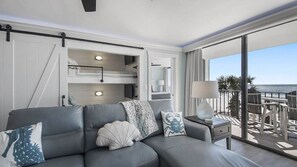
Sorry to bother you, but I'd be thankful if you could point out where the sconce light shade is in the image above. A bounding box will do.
[95,91,103,96]
[95,55,103,61]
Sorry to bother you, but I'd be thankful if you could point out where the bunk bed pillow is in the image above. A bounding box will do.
[68,95,78,106]
[96,121,141,150]
[0,123,45,167]
[161,111,187,137]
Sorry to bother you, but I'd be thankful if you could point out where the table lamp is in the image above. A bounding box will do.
[191,81,219,120]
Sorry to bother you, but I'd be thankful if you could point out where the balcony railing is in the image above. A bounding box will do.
[210,90,288,119]
[261,92,287,99]
[209,90,241,119]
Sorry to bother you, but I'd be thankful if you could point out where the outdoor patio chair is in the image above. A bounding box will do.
[248,92,277,134]
[282,91,297,140]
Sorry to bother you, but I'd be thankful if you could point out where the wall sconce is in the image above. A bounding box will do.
[95,91,103,96]
[95,55,103,61]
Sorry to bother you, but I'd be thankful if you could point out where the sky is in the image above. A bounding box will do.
[210,43,297,85]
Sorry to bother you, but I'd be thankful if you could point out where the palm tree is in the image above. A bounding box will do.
[226,75,240,90]
[217,75,256,117]
[217,76,227,90]
[218,75,256,90]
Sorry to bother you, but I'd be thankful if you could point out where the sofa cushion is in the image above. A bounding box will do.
[84,100,173,152]
[143,135,259,167]
[29,155,84,167]
[84,104,127,152]
[85,142,158,167]
[147,100,174,137]
[143,135,198,153]
[6,106,84,159]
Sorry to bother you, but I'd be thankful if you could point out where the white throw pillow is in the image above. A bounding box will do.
[161,111,187,137]
[0,122,44,167]
[96,121,141,150]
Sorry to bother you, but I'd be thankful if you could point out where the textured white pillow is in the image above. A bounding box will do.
[0,123,44,167]
[161,111,187,137]
[96,121,141,150]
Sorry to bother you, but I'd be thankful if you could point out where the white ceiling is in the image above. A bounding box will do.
[0,0,295,47]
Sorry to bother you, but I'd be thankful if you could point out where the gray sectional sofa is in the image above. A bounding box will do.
[6,100,259,167]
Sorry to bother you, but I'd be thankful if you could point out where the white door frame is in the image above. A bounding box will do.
[147,50,178,111]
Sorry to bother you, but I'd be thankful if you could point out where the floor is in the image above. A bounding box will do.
[215,139,297,167]
[216,114,297,157]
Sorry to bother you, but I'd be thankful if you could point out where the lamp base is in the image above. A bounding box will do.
[196,100,214,120]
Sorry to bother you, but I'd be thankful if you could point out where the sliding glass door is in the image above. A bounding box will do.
[207,19,297,159]
[205,38,243,138]
[246,20,297,158]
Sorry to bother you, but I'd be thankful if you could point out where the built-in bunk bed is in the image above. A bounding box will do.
[67,49,139,105]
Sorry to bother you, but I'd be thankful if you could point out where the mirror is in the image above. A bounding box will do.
[150,57,173,100]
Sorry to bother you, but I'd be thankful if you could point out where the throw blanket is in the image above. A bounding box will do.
[120,100,158,140]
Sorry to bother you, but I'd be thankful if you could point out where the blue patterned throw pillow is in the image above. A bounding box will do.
[0,123,45,167]
[161,111,187,137]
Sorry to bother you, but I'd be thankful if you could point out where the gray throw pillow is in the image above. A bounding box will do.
[161,111,187,137]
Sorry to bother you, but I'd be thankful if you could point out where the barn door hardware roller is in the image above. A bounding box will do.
[81,0,96,12]
[6,25,12,42]
[61,32,66,47]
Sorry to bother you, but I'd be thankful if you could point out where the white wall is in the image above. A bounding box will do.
[68,49,127,71]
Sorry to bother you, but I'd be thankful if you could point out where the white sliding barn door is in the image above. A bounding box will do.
[0,33,67,131]
[0,32,6,131]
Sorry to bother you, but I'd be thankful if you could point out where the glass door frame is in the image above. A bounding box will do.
[202,18,297,160]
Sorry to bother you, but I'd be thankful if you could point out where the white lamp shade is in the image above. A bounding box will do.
[191,81,219,98]
[158,80,165,86]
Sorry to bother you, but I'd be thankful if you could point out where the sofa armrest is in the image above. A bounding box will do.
[184,119,211,143]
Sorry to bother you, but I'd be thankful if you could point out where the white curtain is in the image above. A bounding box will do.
[184,49,204,116]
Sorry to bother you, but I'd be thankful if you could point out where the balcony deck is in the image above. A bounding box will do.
[209,90,297,157]
[215,114,297,157]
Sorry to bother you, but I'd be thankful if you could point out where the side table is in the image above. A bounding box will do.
[185,116,232,150]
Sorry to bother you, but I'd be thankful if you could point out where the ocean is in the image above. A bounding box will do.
[254,84,297,93]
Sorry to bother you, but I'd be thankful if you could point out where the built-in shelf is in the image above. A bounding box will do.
[151,92,172,100]
[152,92,171,95]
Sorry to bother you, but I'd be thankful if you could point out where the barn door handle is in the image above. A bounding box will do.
[61,95,66,107]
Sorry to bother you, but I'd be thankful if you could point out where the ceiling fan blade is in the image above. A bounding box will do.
[81,0,96,12]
